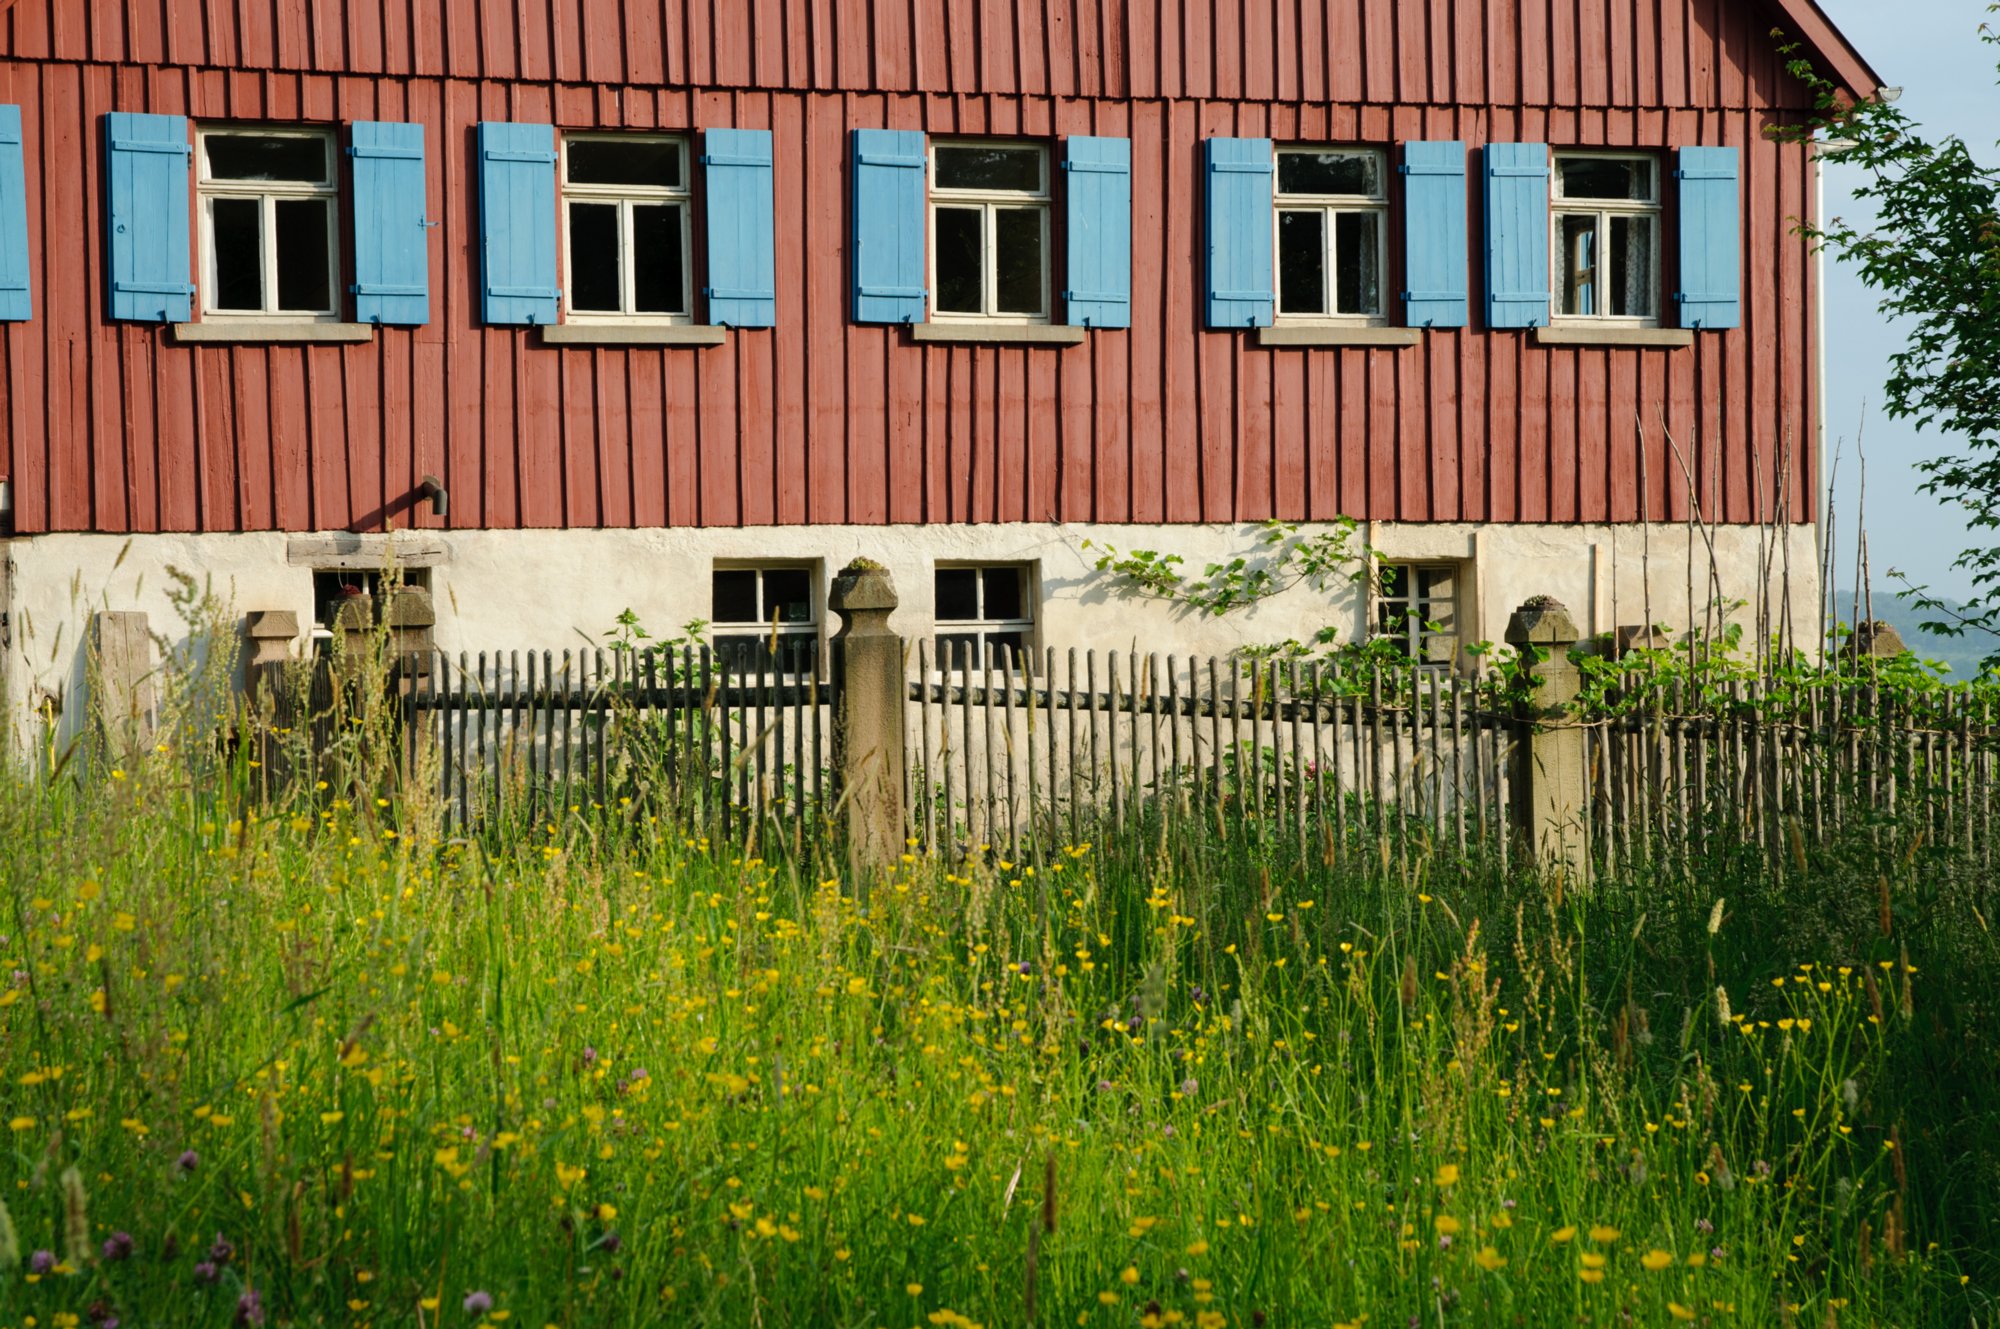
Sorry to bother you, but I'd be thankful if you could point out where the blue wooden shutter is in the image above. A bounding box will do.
[701,127,776,328]
[1675,145,1741,330]
[1204,137,1273,327]
[476,121,559,325]
[0,106,30,321]
[1062,135,1130,328]
[851,128,926,324]
[349,120,429,325]
[1483,142,1550,329]
[1400,140,1466,329]
[104,112,192,323]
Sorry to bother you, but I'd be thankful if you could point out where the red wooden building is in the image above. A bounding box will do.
[0,0,1880,713]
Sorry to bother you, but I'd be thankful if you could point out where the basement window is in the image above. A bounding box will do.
[561,134,693,321]
[711,564,819,674]
[1374,563,1460,668]
[1552,154,1660,322]
[934,564,1035,669]
[310,569,431,648]
[197,126,340,319]
[930,141,1050,323]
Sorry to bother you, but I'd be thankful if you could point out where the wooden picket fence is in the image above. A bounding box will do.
[271,641,2000,874]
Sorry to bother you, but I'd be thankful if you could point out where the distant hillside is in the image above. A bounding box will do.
[1830,588,1997,679]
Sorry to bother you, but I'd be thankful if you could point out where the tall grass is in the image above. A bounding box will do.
[0,672,1993,1326]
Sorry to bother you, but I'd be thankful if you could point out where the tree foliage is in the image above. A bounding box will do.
[1786,17,2000,662]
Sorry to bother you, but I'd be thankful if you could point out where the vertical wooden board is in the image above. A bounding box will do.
[589,365,632,531]
[303,346,350,531]
[554,0,588,82]
[1484,0,1517,106]
[1426,331,1460,520]
[1686,0,1715,107]
[1269,347,1305,521]
[801,94,844,524]
[768,93,809,524]
[230,345,273,529]
[623,0,666,82]
[1043,0,1075,98]
[1387,342,1421,519]
[1781,131,1811,520]
[1026,345,1061,522]
[1745,116,1777,523]
[1714,0,1745,110]
[1575,0,1609,106]
[1516,341,1547,522]
[941,349,970,521]
[1657,0,1686,106]
[1455,329,1488,521]
[345,338,391,529]
[1577,347,1609,522]
[345,0,382,73]
[438,80,482,528]
[1544,348,1577,522]
[1179,0,1210,99]
[1518,0,1550,106]
[1213,0,1248,102]
[625,353,665,527]
[1121,99,1162,521]
[555,351,596,527]
[1548,0,1581,107]
[192,351,236,530]
[40,69,83,530]
[1010,0,1048,96]
[1067,0,1096,98]
[1361,0,1394,104]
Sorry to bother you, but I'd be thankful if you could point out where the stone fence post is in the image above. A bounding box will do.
[829,560,908,887]
[1505,597,1590,885]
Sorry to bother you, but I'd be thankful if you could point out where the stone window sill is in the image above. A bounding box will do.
[173,321,374,345]
[907,322,1087,346]
[1257,325,1422,349]
[1534,325,1693,349]
[540,323,729,347]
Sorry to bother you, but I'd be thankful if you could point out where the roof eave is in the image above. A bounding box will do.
[1773,0,1887,100]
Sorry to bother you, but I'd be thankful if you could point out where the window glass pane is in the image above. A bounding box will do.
[1609,213,1654,318]
[935,145,1042,193]
[274,197,332,311]
[716,634,818,675]
[1276,210,1325,316]
[1333,210,1380,316]
[984,631,1028,666]
[935,568,980,621]
[205,134,328,184]
[934,206,984,314]
[1556,214,1598,316]
[935,632,982,669]
[211,198,264,311]
[981,566,1024,621]
[565,138,681,189]
[1277,151,1379,198]
[761,568,814,624]
[994,208,1045,315]
[1415,566,1456,601]
[1557,157,1652,201]
[631,203,685,315]
[712,569,759,624]
[567,202,621,312]
[1378,563,1406,599]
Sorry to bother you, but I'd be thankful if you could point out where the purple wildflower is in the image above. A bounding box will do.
[1179,1077,1199,1098]
[581,1046,598,1067]
[627,1067,648,1082]
[463,1290,494,1315]
[208,1235,235,1264]
[193,1262,220,1285]
[28,1249,55,1275]
[1017,961,1033,976]
[600,1233,623,1253]
[234,1289,265,1326]
[1695,1217,1714,1234]
[176,1150,199,1173]
[100,1232,135,1262]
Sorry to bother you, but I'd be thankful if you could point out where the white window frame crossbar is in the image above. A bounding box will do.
[932,563,1037,670]
[195,125,341,320]
[1273,146,1389,324]
[1550,152,1661,325]
[560,132,694,323]
[927,140,1052,324]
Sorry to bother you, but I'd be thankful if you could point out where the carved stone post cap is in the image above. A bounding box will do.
[382,585,436,628]
[1505,597,1580,648]
[830,560,898,615]
[243,610,300,639]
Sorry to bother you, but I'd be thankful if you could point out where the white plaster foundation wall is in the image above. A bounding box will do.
[2,521,1820,750]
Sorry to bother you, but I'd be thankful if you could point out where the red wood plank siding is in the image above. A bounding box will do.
[0,0,1831,535]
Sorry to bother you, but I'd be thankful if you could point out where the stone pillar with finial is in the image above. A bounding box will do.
[828,559,908,888]
[1505,596,1590,885]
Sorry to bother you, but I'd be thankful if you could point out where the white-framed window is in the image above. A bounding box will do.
[561,133,693,321]
[1374,562,1460,668]
[1274,147,1387,322]
[934,564,1035,669]
[929,141,1050,322]
[1551,154,1660,322]
[196,126,340,319]
[711,564,818,675]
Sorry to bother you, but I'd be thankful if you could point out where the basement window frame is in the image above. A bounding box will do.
[559,131,696,324]
[1373,561,1462,671]
[710,562,821,677]
[927,139,1053,326]
[195,123,342,322]
[1272,145,1389,324]
[932,563,1037,671]
[309,568,431,650]
[1550,151,1662,325]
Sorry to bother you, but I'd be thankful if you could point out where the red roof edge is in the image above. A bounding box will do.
[1771,0,1886,100]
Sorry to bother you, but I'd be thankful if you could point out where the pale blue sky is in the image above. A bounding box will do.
[1816,0,1997,599]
